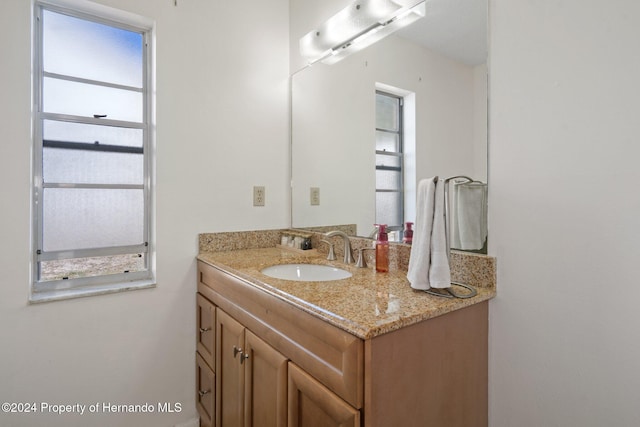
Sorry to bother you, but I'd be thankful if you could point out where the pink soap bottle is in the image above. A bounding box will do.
[375,224,389,273]
[403,222,414,244]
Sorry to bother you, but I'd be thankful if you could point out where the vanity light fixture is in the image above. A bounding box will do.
[299,0,426,65]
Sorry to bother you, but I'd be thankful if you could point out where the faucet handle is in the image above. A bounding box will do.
[320,239,337,261]
[355,248,375,268]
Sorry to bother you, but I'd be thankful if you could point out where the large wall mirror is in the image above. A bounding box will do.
[290,0,488,253]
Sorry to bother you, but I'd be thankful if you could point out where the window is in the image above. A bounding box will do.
[375,91,404,238]
[32,2,154,301]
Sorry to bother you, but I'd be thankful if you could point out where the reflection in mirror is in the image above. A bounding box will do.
[291,0,487,253]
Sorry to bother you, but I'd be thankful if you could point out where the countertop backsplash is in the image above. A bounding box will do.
[199,228,495,290]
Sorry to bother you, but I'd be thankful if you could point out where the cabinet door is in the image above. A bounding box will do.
[244,330,288,427]
[288,363,360,427]
[216,309,246,427]
[197,294,215,368]
[196,352,215,427]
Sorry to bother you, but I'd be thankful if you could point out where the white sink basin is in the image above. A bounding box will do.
[261,263,352,282]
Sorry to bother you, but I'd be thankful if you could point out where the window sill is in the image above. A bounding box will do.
[29,280,156,304]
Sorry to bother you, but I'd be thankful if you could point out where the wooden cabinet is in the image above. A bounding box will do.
[288,363,360,427]
[216,309,287,427]
[363,301,488,427]
[196,352,215,427]
[216,308,246,426]
[197,294,215,368]
[196,294,216,427]
[216,307,288,427]
[213,305,353,427]
[244,330,288,427]
[197,288,356,427]
[197,260,488,427]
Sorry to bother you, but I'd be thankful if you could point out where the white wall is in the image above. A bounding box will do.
[0,0,289,426]
[488,0,640,425]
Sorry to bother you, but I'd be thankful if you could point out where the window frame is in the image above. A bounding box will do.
[31,1,155,302]
[375,90,404,236]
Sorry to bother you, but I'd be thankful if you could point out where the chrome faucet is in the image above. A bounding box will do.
[324,231,354,264]
[320,239,337,261]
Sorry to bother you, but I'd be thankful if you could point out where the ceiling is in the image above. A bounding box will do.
[396,0,487,66]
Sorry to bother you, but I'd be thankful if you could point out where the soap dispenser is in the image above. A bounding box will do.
[403,222,414,244]
[375,224,389,273]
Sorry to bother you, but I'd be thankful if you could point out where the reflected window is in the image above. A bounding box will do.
[375,91,404,238]
[32,2,154,299]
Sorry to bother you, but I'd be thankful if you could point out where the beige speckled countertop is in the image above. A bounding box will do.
[197,247,495,339]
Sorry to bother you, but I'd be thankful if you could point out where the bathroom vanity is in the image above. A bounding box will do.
[195,243,494,427]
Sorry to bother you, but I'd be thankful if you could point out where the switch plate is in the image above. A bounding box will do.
[310,187,320,205]
[253,186,265,206]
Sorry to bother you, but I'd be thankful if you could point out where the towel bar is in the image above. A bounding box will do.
[423,282,477,299]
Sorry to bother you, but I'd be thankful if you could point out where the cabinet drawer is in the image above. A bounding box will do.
[196,352,215,427]
[198,261,363,409]
[197,294,215,369]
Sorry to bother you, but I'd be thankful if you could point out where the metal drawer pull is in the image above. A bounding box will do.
[198,389,210,397]
[240,352,250,364]
[199,327,211,334]
[233,346,243,358]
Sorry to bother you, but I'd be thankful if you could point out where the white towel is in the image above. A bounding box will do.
[407,177,440,290]
[454,182,488,250]
[429,178,451,288]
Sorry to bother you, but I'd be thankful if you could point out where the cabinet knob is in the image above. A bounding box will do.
[198,389,210,397]
[199,327,211,334]
[240,352,250,364]
[233,346,243,358]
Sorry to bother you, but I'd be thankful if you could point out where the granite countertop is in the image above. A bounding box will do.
[198,247,495,339]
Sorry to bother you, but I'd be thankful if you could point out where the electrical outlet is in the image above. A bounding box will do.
[310,187,320,206]
[253,186,265,206]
